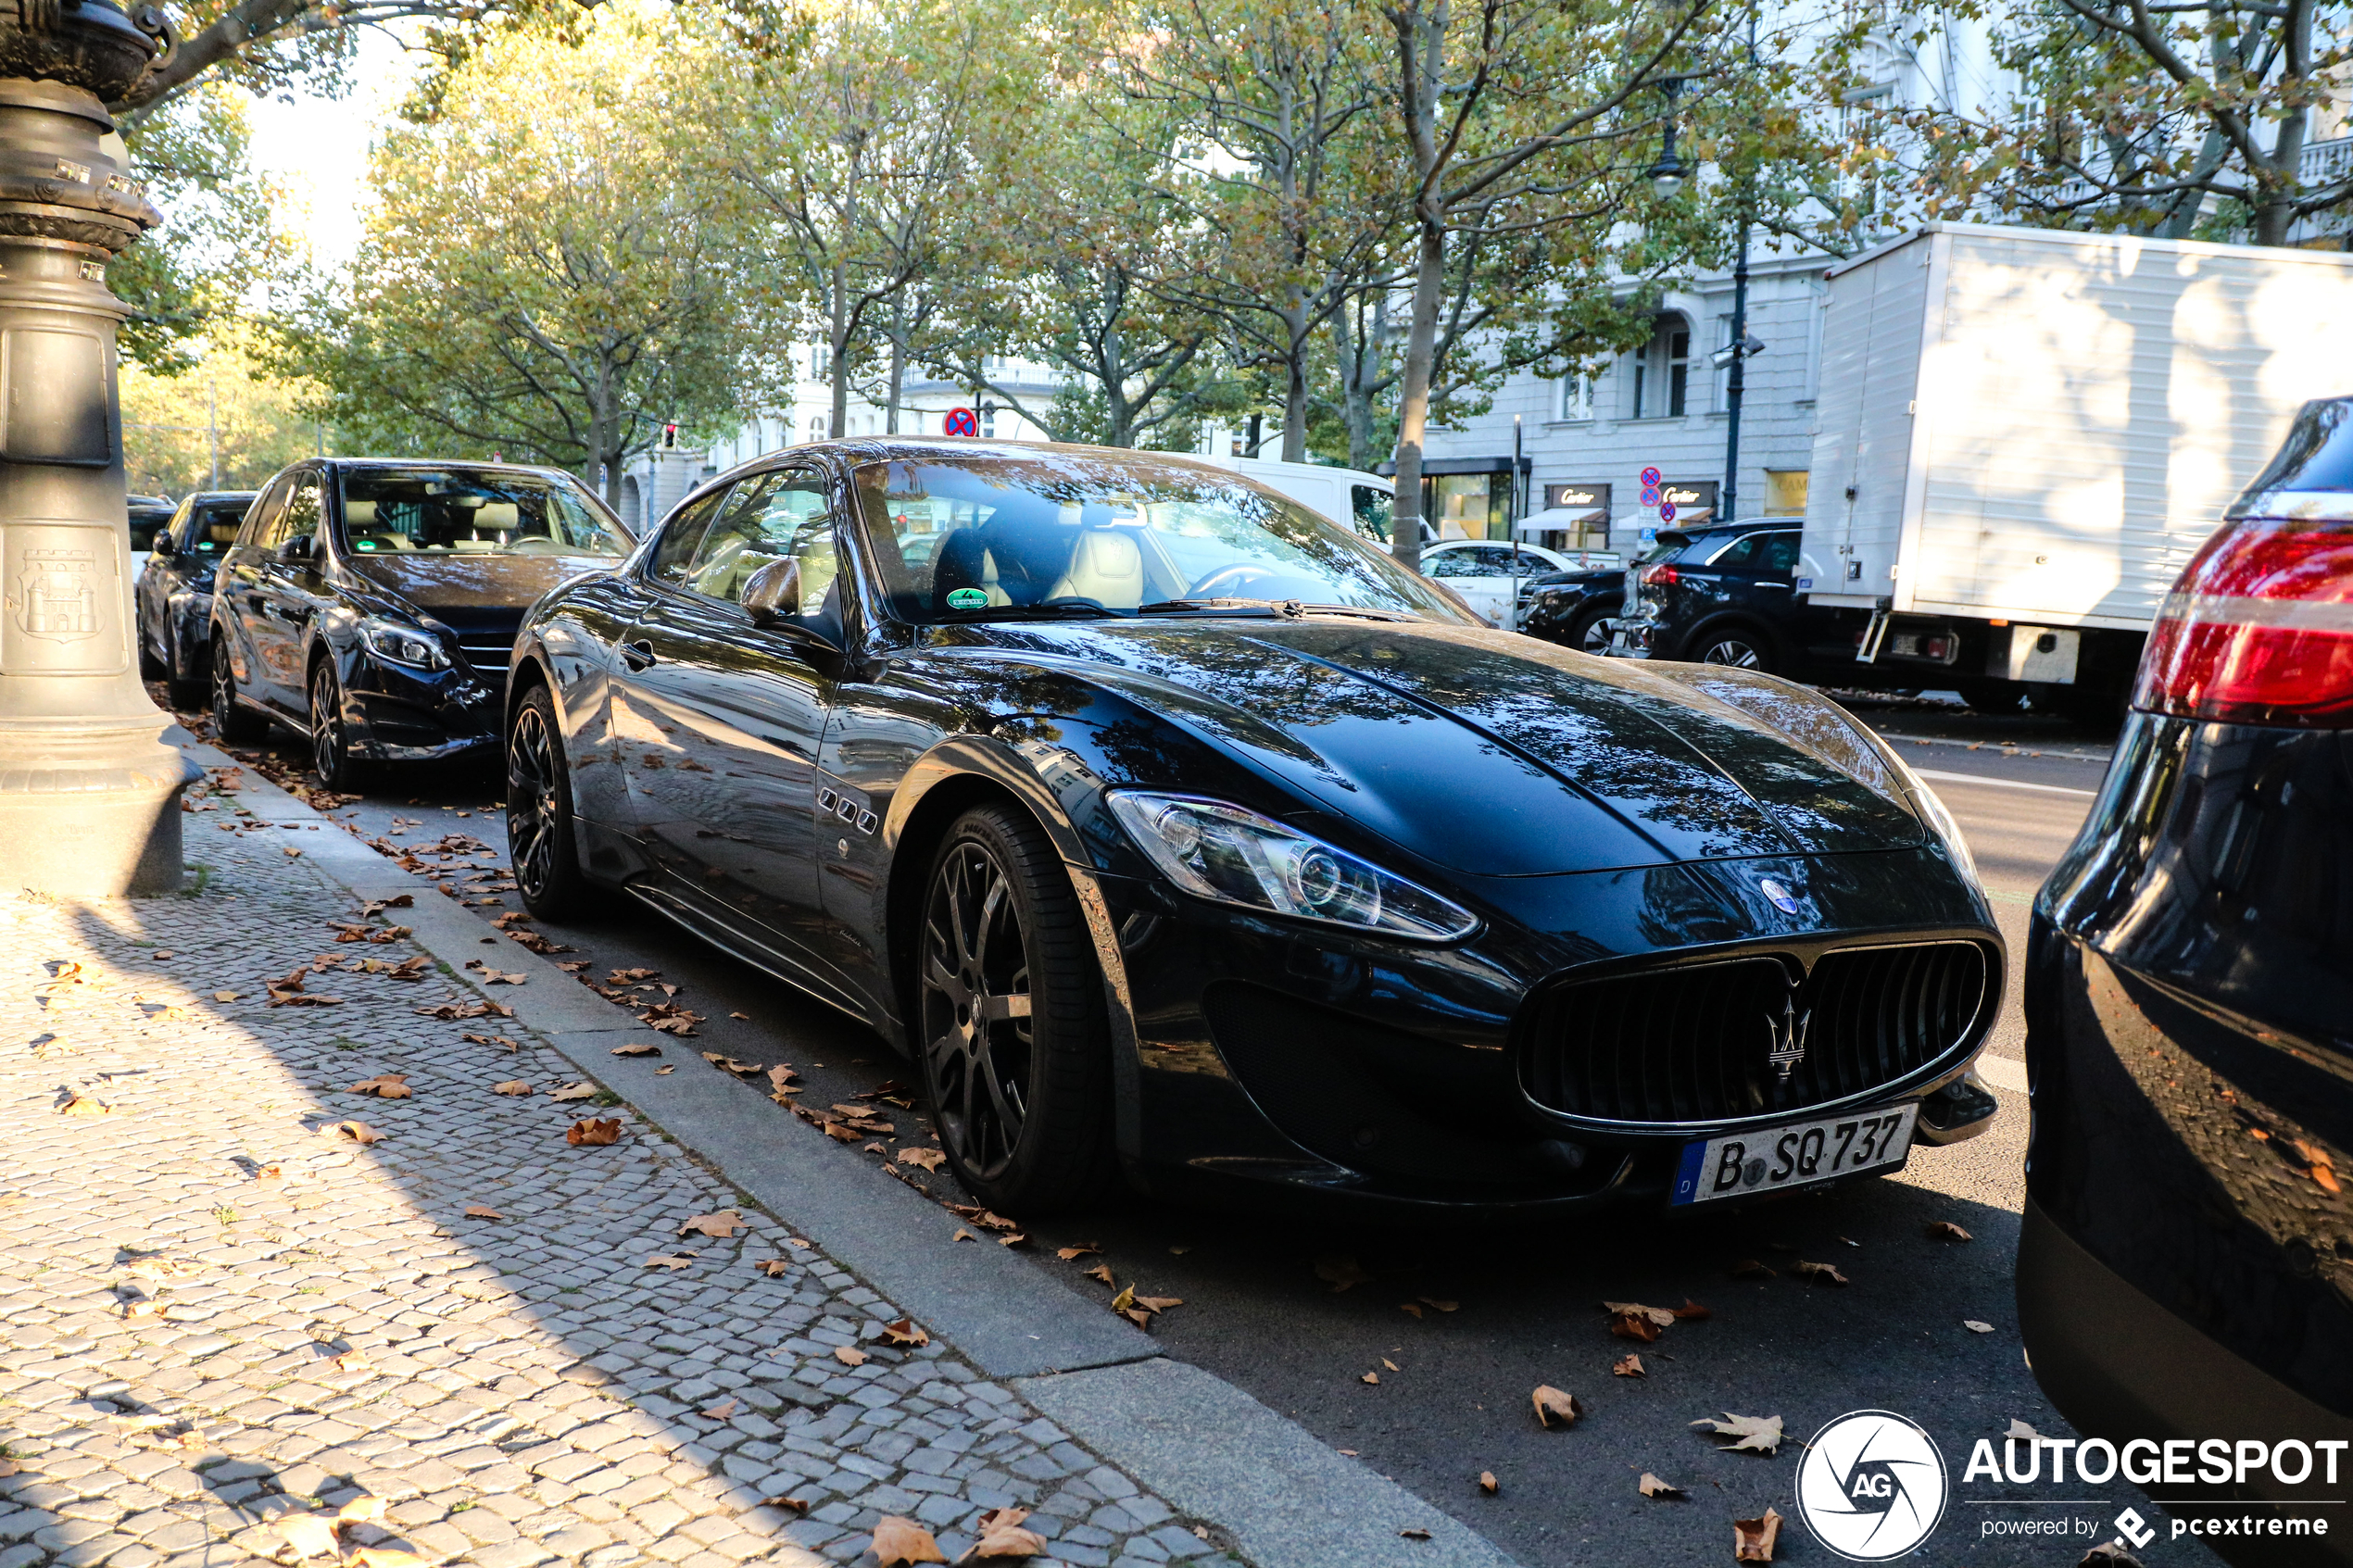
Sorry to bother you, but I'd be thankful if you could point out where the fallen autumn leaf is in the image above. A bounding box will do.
[869,1516,946,1566]
[1531,1386,1582,1428]
[1692,1412,1784,1454]
[835,1344,870,1367]
[566,1118,621,1147]
[1613,1354,1645,1377]
[677,1210,744,1238]
[462,1204,504,1220]
[1734,1506,1783,1562]
[1638,1473,1685,1499]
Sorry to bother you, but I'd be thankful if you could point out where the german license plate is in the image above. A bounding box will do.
[1671,1106,1918,1206]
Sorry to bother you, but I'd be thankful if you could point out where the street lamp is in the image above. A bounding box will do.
[1646,78,1688,200]
[0,0,199,894]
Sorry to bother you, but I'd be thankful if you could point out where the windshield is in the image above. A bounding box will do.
[853,454,1471,623]
[337,469,629,558]
[183,498,255,555]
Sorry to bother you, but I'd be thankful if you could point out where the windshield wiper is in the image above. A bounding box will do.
[937,601,1128,622]
[1135,598,1422,624]
[1135,597,1305,619]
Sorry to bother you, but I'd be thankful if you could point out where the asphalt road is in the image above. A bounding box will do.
[168,684,2217,1567]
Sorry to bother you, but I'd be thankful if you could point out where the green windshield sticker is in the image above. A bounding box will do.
[945,587,988,610]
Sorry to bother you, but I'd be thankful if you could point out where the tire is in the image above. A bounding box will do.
[506,683,586,918]
[308,661,368,792]
[163,623,208,711]
[1694,622,1774,673]
[137,621,167,680]
[916,804,1114,1213]
[1568,604,1613,657]
[208,633,270,743]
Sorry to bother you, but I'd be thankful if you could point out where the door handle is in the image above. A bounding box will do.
[619,640,656,672]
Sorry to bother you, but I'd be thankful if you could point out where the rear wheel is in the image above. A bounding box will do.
[917,804,1114,1214]
[1568,604,1613,656]
[1695,623,1774,673]
[507,683,585,917]
[208,633,270,743]
[308,662,367,792]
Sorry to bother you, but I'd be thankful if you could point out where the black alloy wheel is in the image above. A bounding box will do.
[917,805,1113,1213]
[506,684,585,916]
[309,663,365,791]
[209,633,269,742]
[1571,604,1612,656]
[1698,628,1771,671]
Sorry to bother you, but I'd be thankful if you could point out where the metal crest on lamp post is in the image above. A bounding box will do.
[0,0,202,896]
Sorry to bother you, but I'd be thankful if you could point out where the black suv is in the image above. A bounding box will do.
[1611,521,1867,676]
[208,458,632,785]
[135,490,258,708]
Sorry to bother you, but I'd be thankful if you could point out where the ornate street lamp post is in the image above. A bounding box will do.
[0,0,196,895]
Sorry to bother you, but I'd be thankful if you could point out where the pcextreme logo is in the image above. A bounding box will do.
[1795,1410,1950,1561]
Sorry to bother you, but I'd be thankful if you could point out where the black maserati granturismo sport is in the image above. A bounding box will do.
[504,440,2005,1215]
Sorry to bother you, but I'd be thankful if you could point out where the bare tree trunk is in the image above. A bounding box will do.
[829,263,851,439]
[1390,218,1444,572]
[886,322,906,435]
[1281,307,1310,463]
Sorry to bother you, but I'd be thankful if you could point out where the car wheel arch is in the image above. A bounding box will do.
[506,648,563,740]
[881,736,1147,1165]
[1683,613,1780,668]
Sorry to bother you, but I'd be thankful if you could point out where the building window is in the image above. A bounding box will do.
[806,418,824,443]
[1631,316,1690,419]
[1765,470,1810,517]
[1557,374,1593,421]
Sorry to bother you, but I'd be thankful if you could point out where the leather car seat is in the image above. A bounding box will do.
[1048,529,1144,608]
[932,528,1011,608]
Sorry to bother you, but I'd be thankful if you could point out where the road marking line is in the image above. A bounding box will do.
[1915,768,2096,798]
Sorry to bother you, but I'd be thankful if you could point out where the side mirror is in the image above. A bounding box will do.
[741,558,803,628]
[276,533,318,566]
[151,533,176,559]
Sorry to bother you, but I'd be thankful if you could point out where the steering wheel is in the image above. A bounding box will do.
[1184,564,1288,600]
[1037,595,1110,613]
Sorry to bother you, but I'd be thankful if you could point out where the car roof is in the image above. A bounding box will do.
[320,458,584,481]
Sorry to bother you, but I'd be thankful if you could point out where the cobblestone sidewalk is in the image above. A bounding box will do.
[0,795,1230,1568]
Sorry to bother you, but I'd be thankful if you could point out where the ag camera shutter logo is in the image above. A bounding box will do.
[1795,1410,1949,1560]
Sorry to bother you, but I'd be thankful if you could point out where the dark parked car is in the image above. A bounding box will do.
[505,438,2004,1215]
[208,459,632,787]
[2021,397,2353,1559]
[135,490,258,708]
[1522,564,1629,653]
[1611,520,1870,675]
[127,493,175,559]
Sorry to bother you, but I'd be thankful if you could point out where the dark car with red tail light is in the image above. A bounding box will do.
[2022,395,2353,1562]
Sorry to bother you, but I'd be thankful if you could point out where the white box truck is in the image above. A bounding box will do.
[1799,221,2353,717]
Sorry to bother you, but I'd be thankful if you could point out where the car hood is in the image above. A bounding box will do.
[973,619,1925,876]
[346,552,617,611]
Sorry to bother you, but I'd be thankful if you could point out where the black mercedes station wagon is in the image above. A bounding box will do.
[505,440,2004,1214]
[208,459,633,786]
[2023,397,2353,1562]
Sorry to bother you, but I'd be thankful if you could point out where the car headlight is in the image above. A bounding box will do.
[359,616,450,671]
[1887,752,1981,884]
[1106,792,1478,943]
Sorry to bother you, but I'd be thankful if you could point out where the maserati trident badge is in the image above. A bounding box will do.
[1768,996,1811,1083]
[1759,877,1801,915]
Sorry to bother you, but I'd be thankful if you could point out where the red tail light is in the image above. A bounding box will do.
[2134,516,2353,727]
[1641,564,1680,588]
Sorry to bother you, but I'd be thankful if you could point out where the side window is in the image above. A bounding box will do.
[1352,484,1392,542]
[239,477,290,550]
[276,475,322,557]
[649,487,730,584]
[1425,550,1473,578]
[1707,533,1764,571]
[685,470,840,635]
[1755,533,1801,574]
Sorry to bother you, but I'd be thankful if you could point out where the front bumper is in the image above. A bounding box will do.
[341,652,503,762]
[1104,846,2003,1216]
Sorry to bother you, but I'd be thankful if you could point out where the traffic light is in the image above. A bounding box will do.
[661,422,679,450]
